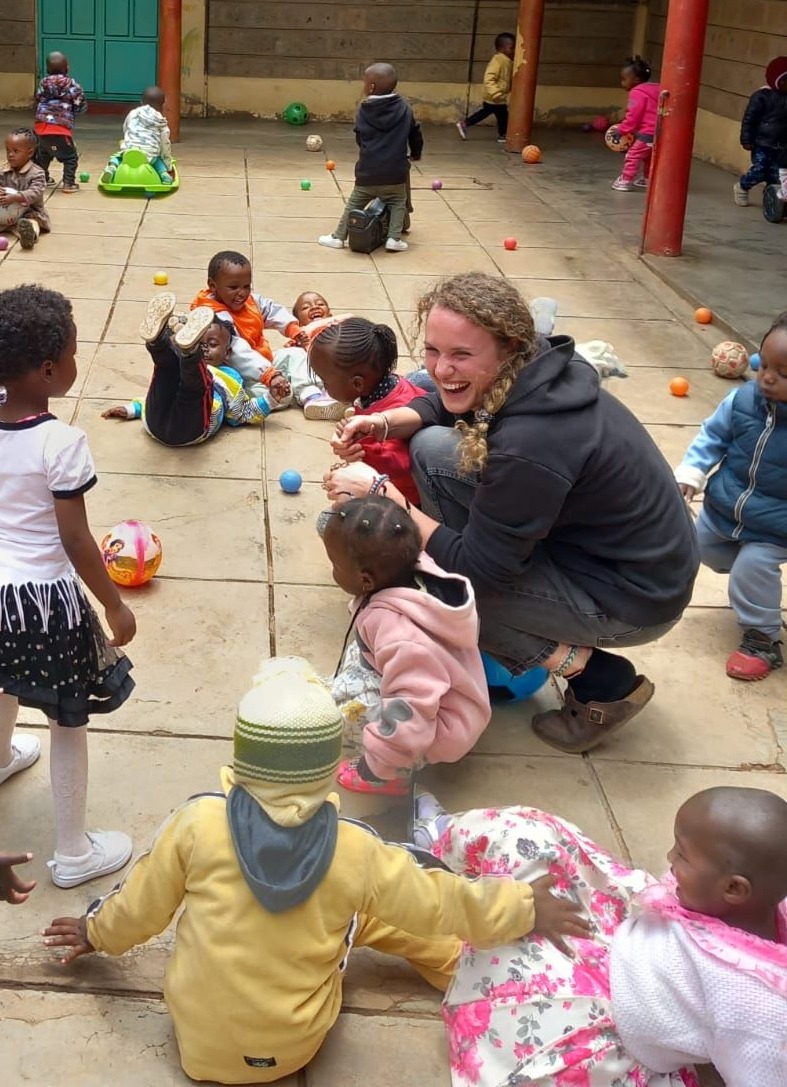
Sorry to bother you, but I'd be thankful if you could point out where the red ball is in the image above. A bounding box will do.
[503,237,517,251]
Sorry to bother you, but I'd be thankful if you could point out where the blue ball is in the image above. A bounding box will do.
[279,469,303,494]
[749,352,760,371]
[480,651,549,703]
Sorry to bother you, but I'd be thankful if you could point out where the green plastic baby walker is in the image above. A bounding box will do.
[98,148,179,197]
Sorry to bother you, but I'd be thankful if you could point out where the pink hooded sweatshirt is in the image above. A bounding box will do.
[618,81,660,139]
[351,553,491,780]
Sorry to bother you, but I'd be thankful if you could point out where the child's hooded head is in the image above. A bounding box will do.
[765,56,787,93]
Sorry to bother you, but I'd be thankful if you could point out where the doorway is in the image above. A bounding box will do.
[37,0,159,101]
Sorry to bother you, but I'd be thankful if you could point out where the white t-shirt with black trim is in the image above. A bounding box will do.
[0,414,97,584]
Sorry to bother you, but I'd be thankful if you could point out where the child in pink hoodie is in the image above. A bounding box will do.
[611,55,660,192]
[323,496,491,797]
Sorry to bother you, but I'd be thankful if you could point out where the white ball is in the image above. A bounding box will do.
[0,203,21,228]
[306,134,323,152]
[711,341,749,379]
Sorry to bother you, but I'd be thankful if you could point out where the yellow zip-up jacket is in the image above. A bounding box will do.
[483,52,513,104]
[86,792,535,1084]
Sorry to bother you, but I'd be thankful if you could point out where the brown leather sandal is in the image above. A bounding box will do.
[531,675,655,754]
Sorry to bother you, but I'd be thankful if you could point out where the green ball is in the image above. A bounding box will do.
[79,171,90,182]
[300,179,311,190]
[283,102,309,125]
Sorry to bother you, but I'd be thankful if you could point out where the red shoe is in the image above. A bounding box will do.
[336,758,410,797]
[726,629,783,681]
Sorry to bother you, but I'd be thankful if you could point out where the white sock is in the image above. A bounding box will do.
[0,693,19,767]
[48,719,91,858]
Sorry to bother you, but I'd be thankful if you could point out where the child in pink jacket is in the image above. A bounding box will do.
[611,55,660,192]
[322,495,491,797]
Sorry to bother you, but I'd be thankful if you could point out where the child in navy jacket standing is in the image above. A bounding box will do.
[675,312,787,680]
[319,63,422,253]
[734,56,787,206]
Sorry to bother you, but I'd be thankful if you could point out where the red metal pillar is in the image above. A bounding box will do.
[505,0,547,153]
[158,0,182,142]
[641,0,710,256]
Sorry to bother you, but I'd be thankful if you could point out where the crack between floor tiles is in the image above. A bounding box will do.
[0,980,165,1002]
[583,755,632,864]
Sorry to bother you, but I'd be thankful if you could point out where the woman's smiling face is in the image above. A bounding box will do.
[422,306,509,414]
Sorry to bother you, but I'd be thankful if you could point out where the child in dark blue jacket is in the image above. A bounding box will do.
[675,313,787,680]
[734,56,787,206]
[318,63,422,253]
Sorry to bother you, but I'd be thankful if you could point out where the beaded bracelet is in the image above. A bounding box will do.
[551,644,580,677]
[369,474,390,496]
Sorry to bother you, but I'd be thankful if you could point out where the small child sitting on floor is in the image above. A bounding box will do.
[101,294,273,445]
[413,786,787,1086]
[285,289,348,421]
[322,496,490,797]
[675,310,787,680]
[43,657,583,1085]
[310,316,426,505]
[0,127,50,249]
[101,85,173,186]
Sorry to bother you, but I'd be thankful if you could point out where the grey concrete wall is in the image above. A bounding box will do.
[207,0,638,88]
[0,0,35,73]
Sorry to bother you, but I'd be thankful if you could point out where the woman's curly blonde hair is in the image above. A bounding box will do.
[414,272,539,473]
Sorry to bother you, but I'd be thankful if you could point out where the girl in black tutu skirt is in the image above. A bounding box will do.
[0,286,137,889]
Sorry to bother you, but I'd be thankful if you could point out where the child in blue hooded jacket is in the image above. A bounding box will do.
[675,313,787,680]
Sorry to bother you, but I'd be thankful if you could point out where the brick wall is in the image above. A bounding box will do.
[647,0,787,124]
[207,0,638,89]
[0,0,35,73]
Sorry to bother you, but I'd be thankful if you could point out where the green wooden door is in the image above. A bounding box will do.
[38,0,159,101]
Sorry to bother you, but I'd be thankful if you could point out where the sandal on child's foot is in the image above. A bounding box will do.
[336,758,410,797]
[173,306,215,352]
[726,629,783,681]
[139,292,177,343]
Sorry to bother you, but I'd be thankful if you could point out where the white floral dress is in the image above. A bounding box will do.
[434,807,699,1087]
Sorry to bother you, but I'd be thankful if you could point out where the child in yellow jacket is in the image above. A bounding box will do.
[457,32,515,143]
[44,657,586,1086]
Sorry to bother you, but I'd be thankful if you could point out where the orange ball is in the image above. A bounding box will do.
[669,377,690,397]
[694,307,713,324]
[325,160,336,171]
[522,145,542,164]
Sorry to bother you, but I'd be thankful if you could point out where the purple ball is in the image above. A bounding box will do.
[431,179,443,191]
[581,122,593,133]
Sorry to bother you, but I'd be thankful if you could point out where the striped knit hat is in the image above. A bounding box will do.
[234,657,343,785]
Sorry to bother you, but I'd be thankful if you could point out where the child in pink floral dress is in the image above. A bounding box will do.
[412,786,787,1086]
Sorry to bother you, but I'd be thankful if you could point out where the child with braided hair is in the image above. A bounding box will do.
[309,316,426,505]
[322,495,490,796]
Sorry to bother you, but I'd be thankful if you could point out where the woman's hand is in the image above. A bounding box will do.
[678,483,697,503]
[331,415,381,460]
[322,461,378,503]
[530,874,592,956]
[43,916,94,965]
[105,601,136,647]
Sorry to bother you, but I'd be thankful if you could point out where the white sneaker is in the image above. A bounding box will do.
[318,234,344,249]
[732,182,749,207]
[385,238,408,252]
[49,830,133,889]
[456,121,467,140]
[303,392,349,421]
[411,789,450,852]
[633,177,648,188]
[0,734,41,785]
[139,292,177,343]
[173,305,214,351]
[611,177,634,192]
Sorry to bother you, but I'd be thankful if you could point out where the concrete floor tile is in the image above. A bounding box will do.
[82,341,153,399]
[590,607,785,768]
[472,685,564,756]
[132,236,250,269]
[47,207,143,236]
[0,991,218,1086]
[594,763,787,874]
[75,398,264,481]
[138,212,251,241]
[8,233,130,266]
[0,731,232,990]
[508,278,668,319]
[72,296,112,341]
[253,240,376,273]
[373,244,500,276]
[0,258,124,299]
[273,583,349,674]
[87,474,266,581]
[146,191,249,216]
[117,265,206,303]
[268,482,334,586]
[253,216,347,243]
[248,175,339,197]
[306,1015,449,1087]
[265,410,338,484]
[470,220,610,248]
[250,196,346,220]
[422,754,620,853]
[440,194,565,223]
[495,247,629,281]
[559,316,711,369]
[607,366,729,425]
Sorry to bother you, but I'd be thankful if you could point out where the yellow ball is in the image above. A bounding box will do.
[153,271,169,286]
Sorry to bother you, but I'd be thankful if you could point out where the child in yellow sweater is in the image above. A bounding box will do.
[457,32,515,143]
[44,657,586,1085]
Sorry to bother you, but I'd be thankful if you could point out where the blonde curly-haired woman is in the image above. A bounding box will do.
[324,272,699,754]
